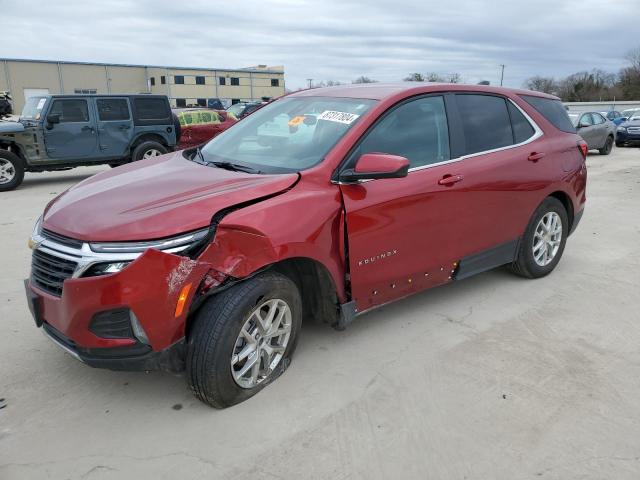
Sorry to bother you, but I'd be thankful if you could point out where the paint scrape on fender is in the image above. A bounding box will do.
[168,258,199,294]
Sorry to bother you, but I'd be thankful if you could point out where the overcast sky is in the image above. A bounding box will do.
[1,0,638,90]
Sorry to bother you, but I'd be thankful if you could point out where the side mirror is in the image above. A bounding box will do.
[46,114,60,128]
[578,121,590,129]
[339,152,410,183]
[620,117,628,122]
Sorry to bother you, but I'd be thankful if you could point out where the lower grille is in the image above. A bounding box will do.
[31,249,77,296]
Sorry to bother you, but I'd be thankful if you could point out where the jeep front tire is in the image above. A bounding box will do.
[0,149,25,191]
[187,272,302,408]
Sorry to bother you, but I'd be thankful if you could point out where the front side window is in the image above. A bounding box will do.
[49,99,90,122]
[97,98,130,121]
[579,114,593,127]
[456,94,512,155]
[354,96,450,168]
[200,96,376,173]
[592,113,605,124]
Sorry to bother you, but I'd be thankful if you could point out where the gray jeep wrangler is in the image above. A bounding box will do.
[0,94,180,191]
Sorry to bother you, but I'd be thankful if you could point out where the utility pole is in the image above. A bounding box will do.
[307,78,313,89]
[499,64,505,86]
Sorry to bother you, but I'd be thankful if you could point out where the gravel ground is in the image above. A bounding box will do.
[1,147,640,479]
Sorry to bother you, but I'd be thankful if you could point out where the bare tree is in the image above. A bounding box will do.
[447,73,462,84]
[425,72,444,82]
[524,76,557,94]
[404,73,425,82]
[353,76,377,84]
[624,47,640,71]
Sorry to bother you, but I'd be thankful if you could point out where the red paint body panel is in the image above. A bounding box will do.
[29,83,587,356]
[177,116,236,150]
[42,152,298,241]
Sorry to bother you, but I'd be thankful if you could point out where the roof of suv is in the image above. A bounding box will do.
[290,82,559,101]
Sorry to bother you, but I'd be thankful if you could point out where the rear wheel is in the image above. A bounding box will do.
[131,141,168,162]
[187,272,302,408]
[509,197,568,279]
[0,149,25,191]
[598,135,613,155]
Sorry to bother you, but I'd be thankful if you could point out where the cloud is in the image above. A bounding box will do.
[0,0,637,89]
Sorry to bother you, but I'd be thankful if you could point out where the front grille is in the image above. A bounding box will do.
[31,249,77,296]
[42,229,83,249]
[627,127,640,134]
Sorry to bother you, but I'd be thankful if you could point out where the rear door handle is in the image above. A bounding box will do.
[438,174,464,186]
[119,125,131,130]
[528,152,545,162]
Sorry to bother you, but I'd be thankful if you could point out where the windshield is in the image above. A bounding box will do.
[200,96,376,173]
[227,103,245,117]
[629,112,640,121]
[21,96,47,120]
[621,109,640,119]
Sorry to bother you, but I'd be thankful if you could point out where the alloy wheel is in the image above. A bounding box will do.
[231,298,292,389]
[532,212,562,267]
[142,149,162,159]
[0,159,16,184]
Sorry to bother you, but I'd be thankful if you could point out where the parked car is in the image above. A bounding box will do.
[0,94,179,191]
[599,110,625,126]
[174,108,237,150]
[26,84,587,408]
[567,111,615,154]
[227,101,264,119]
[620,107,640,122]
[0,91,12,118]
[616,110,640,147]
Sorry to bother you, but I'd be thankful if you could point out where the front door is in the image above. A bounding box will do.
[340,93,544,312]
[43,98,98,160]
[94,97,133,158]
[576,112,598,149]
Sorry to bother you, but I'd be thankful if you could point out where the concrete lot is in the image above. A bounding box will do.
[1,148,639,479]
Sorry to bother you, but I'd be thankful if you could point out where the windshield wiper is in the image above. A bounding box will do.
[191,146,206,165]
[209,161,262,174]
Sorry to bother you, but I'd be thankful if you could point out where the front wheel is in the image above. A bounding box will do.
[598,136,614,155]
[509,197,568,279]
[187,272,302,408]
[0,149,25,192]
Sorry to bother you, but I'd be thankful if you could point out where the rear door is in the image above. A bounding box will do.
[95,97,133,158]
[590,112,608,148]
[43,98,98,160]
[576,113,597,148]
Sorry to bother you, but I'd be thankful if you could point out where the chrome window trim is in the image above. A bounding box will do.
[333,97,543,184]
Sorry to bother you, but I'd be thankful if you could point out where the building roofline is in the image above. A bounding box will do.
[0,57,284,74]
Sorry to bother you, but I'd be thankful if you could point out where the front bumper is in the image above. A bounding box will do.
[616,130,640,144]
[25,248,210,371]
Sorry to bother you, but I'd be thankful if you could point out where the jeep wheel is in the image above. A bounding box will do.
[187,272,302,408]
[598,135,613,155]
[509,197,568,279]
[0,150,25,192]
[132,141,168,162]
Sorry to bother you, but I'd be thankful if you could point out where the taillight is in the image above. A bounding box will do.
[578,141,588,159]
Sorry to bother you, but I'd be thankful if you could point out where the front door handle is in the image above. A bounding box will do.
[81,126,95,133]
[528,152,545,162]
[438,174,464,186]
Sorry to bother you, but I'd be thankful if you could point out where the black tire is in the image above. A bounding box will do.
[0,149,25,192]
[616,141,624,148]
[187,272,302,408]
[509,197,569,279]
[598,135,614,155]
[172,113,182,144]
[131,140,168,162]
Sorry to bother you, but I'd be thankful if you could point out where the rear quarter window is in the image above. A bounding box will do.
[132,97,171,125]
[520,95,576,134]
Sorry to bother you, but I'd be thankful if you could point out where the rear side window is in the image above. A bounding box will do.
[355,96,450,168]
[132,97,170,125]
[49,99,89,123]
[97,98,130,121]
[456,94,513,155]
[507,102,535,144]
[520,95,575,133]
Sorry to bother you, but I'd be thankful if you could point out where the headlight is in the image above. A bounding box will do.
[617,126,627,132]
[83,261,131,277]
[28,215,43,250]
[89,228,210,254]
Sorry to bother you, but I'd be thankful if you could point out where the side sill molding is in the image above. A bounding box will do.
[456,238,520,281]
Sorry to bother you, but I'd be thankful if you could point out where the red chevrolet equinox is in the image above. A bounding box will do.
[26,84,587,408]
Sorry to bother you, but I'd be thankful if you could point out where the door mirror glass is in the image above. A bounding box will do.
[47,114,60,125]
[339,153,409,183]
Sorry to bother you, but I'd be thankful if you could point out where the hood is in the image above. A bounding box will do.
[621,120,640,128]
[0,120,25,134]
[43,151,298,241]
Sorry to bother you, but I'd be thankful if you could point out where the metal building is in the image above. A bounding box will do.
[0,58,286,112]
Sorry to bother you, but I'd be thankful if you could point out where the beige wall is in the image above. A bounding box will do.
[1,59,285,111]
